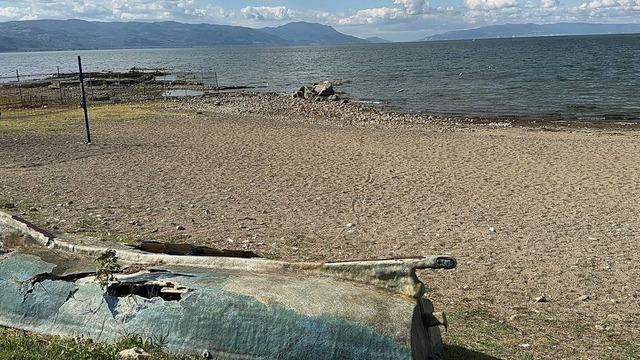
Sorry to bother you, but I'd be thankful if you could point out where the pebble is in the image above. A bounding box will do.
[118,347,150,360]
[518,344,530,349]
[533,295,549,303]
[176,91,480,131]
[489,227,496,233]
[175,225,186,231]
[578,295,591,301]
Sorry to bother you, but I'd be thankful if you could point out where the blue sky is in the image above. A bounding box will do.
[0,0,638,40]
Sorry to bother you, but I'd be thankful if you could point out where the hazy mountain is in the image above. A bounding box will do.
[260,22,367,45]
[422,23,640,41]
[0,19,367,52]
[365,37,392,43]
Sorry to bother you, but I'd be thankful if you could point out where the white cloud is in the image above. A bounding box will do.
[465,0,520,10]
[337,0,436,25]
[541,0,560,8]
[393,0,430,14]
[579,0,639,9]
[338,7,407,25]
[0,0,229,22]
[240,6,289,21]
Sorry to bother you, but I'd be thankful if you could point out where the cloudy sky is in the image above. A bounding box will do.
[0,0,639,40]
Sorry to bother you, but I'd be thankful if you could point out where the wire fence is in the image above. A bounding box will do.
[0,66,222,116]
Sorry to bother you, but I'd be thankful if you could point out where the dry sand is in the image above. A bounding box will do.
[0,94,638,359]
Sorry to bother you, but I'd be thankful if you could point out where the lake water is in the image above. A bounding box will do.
[1,34,639,122]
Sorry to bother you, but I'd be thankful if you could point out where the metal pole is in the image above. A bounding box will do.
[78,56,92,144]
[16,69,23,107]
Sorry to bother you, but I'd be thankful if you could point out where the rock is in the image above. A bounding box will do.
[595,324,609,332]
[533,295,549,303]
[489,227,496,233]
[302,86,316,100]
[518,343,530,350]
[346,223,355,228]
[327,94,340,101]
[176,225,186,231]
[313,82,335,97]
[578,295,591,301]
[118,347,150,360]
[292,86,306,99]
[1,203,16,209]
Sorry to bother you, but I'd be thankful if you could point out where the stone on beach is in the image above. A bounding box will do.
[119,347,151,360]
[313,82,335,97]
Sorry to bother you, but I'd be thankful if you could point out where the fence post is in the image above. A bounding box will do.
[78,56,92,144]
[202,68,205,93]
[214,71,219,94]
[16,69,23,107]
[57,66,64,105]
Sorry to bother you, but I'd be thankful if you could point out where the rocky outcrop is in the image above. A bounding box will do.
[293,81,340,101]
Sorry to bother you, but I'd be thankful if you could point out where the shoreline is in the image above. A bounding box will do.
[181,90,640,132]
[2,68,639,129]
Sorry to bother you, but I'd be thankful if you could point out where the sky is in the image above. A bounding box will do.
[0,0,639,41]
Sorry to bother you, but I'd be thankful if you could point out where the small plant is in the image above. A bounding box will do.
[95,249,121,290]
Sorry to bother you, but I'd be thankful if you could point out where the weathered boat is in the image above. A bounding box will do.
[0,211,456,359]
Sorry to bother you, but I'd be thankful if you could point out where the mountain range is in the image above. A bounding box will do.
[422,23,640,41]
[2,20,640,52]
[0,20,366,52]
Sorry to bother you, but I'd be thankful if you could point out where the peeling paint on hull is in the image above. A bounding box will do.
[0,211,453,359]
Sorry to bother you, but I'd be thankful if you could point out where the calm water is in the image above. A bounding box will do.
[1,34,639,122]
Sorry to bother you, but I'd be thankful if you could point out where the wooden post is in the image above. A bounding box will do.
[16,69,23,107]
[78,56,92,144]
[214,71,219,94]
[57,66,64,105]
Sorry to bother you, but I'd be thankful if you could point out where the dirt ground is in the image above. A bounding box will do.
[0,97,638,359]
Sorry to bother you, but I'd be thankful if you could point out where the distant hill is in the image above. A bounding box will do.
[261,22,367,45]
[365,37,392,43]
[0,19,368,52]
[422,23,640,41]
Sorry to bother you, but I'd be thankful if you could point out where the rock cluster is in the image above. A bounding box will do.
[293,81,341,101]
[167,90,516,133]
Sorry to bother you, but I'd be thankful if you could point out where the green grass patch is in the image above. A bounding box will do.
[0,328,195,360]
[0,103,163,134]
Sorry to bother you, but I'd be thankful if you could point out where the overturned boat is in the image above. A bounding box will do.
[0,211,456,359]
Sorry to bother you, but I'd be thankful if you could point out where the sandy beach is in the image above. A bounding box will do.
[1,93,638,359]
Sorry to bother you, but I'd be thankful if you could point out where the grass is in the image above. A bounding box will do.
[441,305,640,359]
[0,103,163,134]
[443,308,534,360]
[0,327,196,360]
